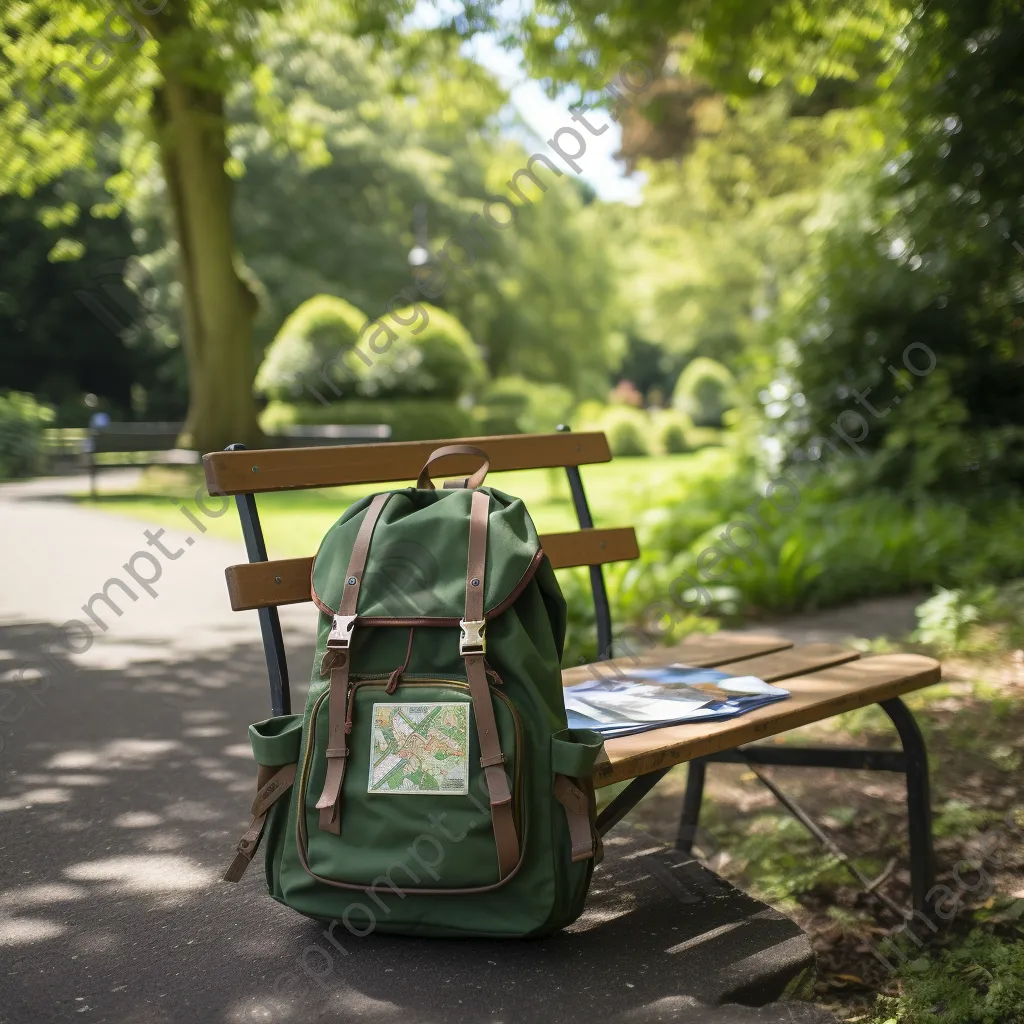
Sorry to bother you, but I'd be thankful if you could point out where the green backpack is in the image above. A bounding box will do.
[225,444,605,938]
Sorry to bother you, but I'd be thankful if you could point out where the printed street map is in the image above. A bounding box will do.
[368,702,471,795]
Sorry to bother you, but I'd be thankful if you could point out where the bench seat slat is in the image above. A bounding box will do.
[566,641,856,691]
[592,653,941,787]
[561,633,796,684]
[204,432,612,495]
[224,527,639,611]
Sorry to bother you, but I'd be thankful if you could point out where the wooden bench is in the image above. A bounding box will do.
[86,421,391,495]
[204,429,942,923]
[86,421,195,496]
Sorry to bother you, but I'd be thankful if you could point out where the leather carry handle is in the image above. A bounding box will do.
[416,444,490,490]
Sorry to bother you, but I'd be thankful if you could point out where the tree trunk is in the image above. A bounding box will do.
[152,73,261,454]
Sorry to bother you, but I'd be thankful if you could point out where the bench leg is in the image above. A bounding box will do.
[880,697,936,914]
[596,767,672,836]
[675,701,935,913]
[675,758,707,855]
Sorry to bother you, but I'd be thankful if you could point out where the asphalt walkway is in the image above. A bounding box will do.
[0,474,848,1024]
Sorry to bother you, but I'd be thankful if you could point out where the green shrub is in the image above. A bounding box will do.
[638,467,1024,619]
[360,305,485,400]
[653,410,692,454]
[572,400,610,430]
[473,376,575,435]
[255,295,369,401]
[912,588,982,654]
[600,406,651,457]
[672,357,737,428]
[0,391,55,478]
[260,399,475,442]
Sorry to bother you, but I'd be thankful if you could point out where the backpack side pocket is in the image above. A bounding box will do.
[551,728,605,864]
[224,715,304,884]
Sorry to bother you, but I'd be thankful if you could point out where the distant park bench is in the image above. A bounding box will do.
[86,422,391,496]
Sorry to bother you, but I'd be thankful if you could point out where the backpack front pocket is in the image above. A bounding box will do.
[297,678,523,892]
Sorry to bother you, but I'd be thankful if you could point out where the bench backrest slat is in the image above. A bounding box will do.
[93,431,182,453]
[203,432,611,495]
[224,527,639,612]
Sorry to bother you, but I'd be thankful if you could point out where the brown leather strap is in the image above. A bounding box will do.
[416,444,489,490]
[463,489,519,878]
[554,774,597,863]
[465,489,489,622]
[224,763,296,883]
[316,665,352,834]
[316,492,391,833]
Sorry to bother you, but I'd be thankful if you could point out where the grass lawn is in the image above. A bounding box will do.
[77,447,737,559]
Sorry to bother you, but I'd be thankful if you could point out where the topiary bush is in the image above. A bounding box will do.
[255,295,369,401]
[260,398,475,442]
[672,357,737,428]
[653,409,692,454]
[359,305,485,400]
[572,400,609,430]
[473,375,575,435]
[0,391,54,479]
[599,406,651,457]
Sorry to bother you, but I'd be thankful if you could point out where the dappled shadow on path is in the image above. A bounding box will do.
[0,622,829,1024]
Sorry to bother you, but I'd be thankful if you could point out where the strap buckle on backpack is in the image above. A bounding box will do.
[459,618,486,656]
[327,614,356,651]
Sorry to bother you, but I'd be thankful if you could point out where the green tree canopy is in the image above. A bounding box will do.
[762,0,1024,491]
[0,0,454,450]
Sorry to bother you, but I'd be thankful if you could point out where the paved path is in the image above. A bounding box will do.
[741,593,924,647]
[0,474,321,1023]
[0,476,838,1024]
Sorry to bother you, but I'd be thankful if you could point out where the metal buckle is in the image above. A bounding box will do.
[459,618,486,656]
[326,614,356,651]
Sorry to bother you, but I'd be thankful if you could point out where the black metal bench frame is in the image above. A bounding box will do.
[224,426,936,914]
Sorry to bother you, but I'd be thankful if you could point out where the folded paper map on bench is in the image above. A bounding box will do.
[563,665,790,738]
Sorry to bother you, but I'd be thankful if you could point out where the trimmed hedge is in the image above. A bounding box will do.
[473,375,575,435]
[599,406,651,457]
[672,357,736,428]
[360,304,486,400]
[260,399,476,443]
[255,295,369,401]
[653,409,692,454]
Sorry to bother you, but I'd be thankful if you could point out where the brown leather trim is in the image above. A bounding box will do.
[315,663,350,834]
[416,444,489,490]
[224,763,296,883]
[554,774,597,863]
[315,493,391,832]
[464,490,520,879]
[312,547,545,624]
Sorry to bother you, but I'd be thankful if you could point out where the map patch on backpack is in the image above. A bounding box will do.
[368,702,470,795]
